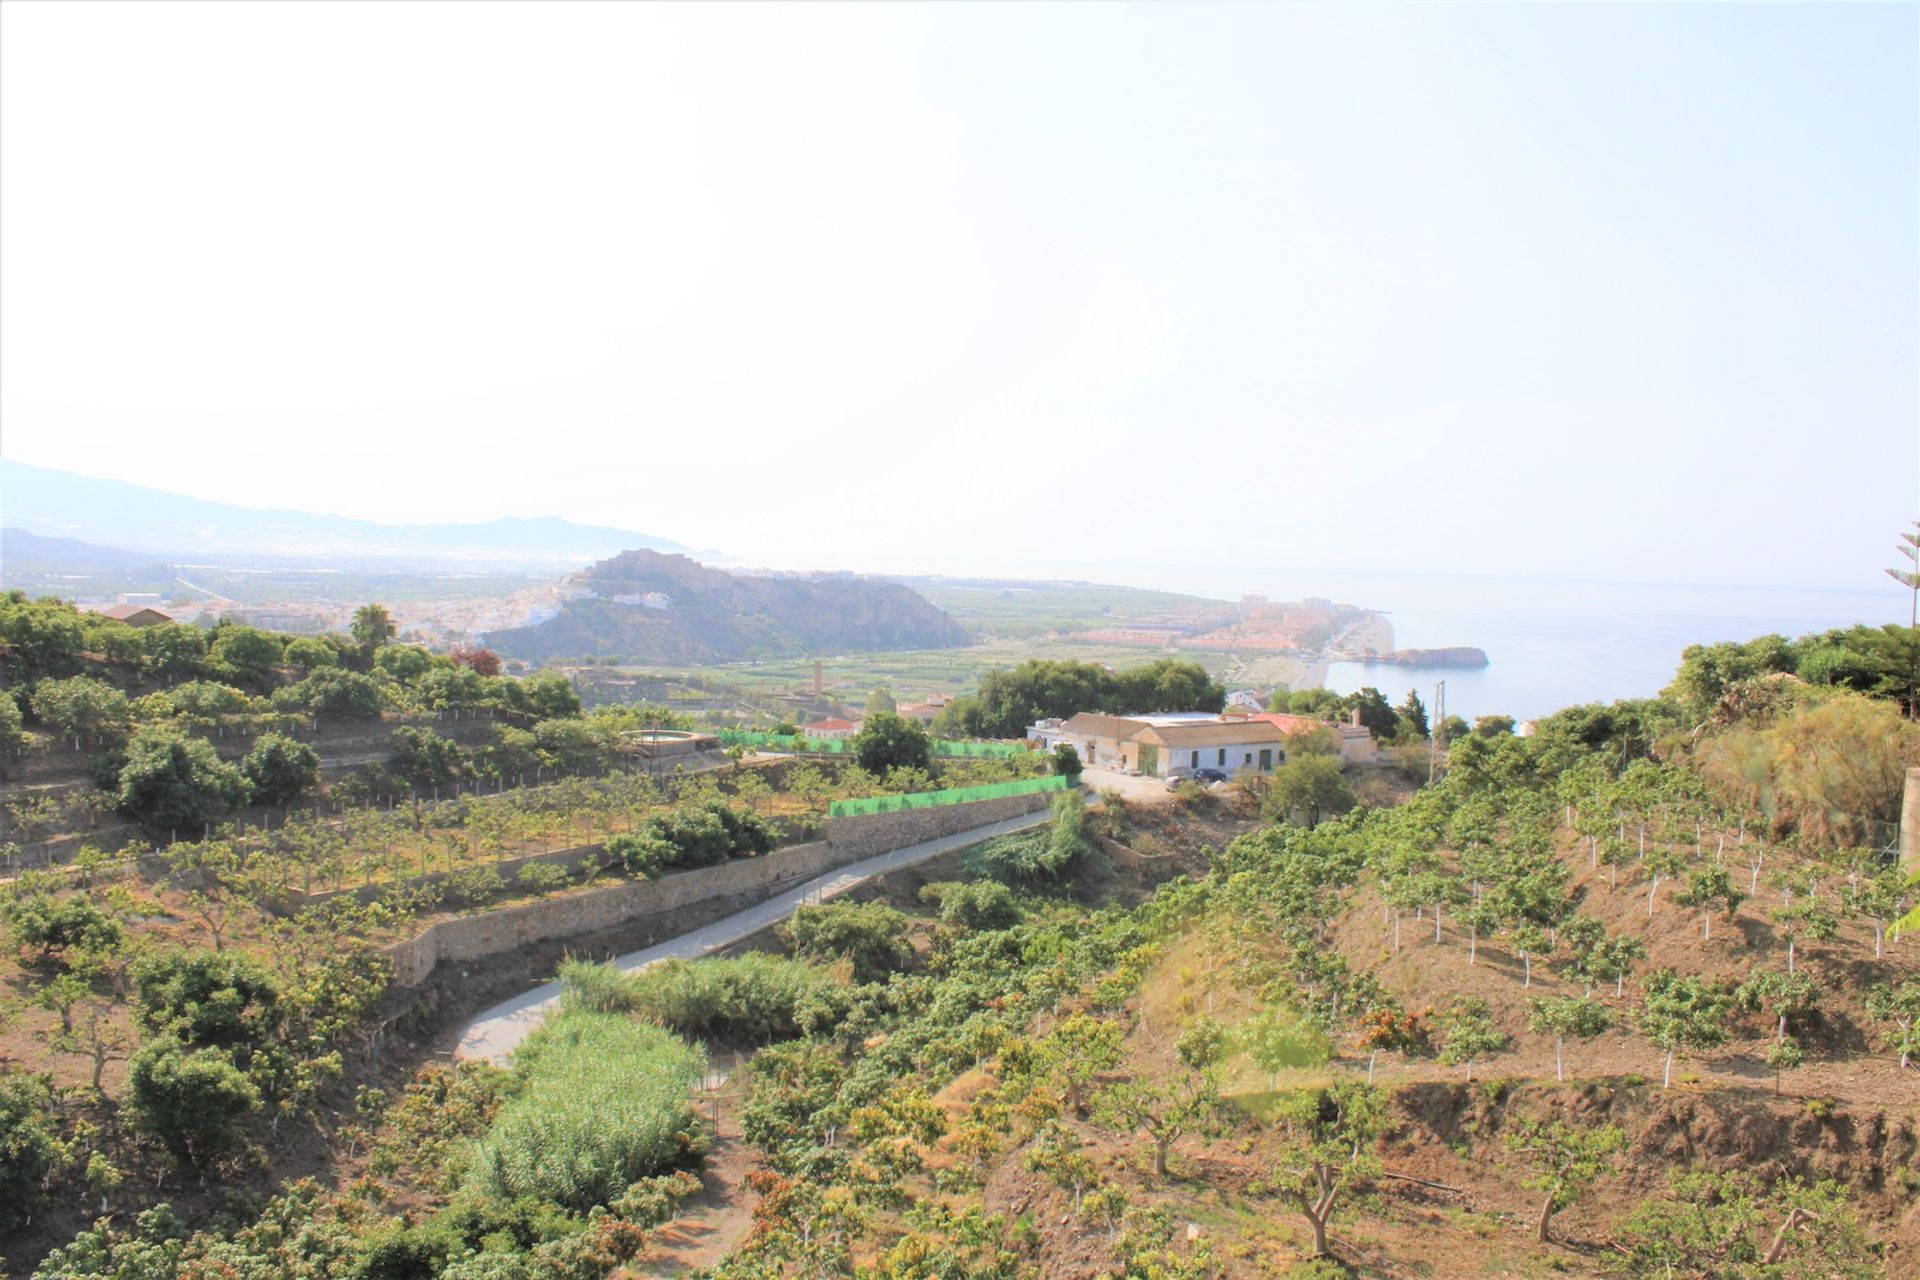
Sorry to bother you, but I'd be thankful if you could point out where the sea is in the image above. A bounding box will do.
[1287,575,1907,724]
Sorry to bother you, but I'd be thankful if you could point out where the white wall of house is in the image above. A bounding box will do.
[1142,736,1285,778]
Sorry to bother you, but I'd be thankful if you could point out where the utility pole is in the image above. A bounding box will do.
[1427,680,1447,784]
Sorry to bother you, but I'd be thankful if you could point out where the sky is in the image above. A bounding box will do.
[2,1,1915,603]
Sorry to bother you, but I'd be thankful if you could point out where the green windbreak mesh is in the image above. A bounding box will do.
[716,731,851,753]
[828,774,1068,818]
[716,731,1030,759]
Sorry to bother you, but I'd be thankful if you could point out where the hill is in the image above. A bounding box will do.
[0,460,687,569]
[0,527,169,572]
[484,549,973,663]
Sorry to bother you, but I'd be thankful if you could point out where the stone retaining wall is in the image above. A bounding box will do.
[381,790,1059,987]
[382,838,842,987]
[824,791,1054,859]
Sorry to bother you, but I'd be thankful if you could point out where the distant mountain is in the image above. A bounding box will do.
[1,526,170,572]
[486,549,972,663]
[0,461,687,569]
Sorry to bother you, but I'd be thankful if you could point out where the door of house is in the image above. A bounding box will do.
[1258,748,1272,770]
[1137,744,1158,775]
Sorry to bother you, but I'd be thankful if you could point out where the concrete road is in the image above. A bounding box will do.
[450,807,1057,1065]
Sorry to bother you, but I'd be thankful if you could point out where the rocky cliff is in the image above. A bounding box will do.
[484,550,972,663]
[1369,646,1490,668]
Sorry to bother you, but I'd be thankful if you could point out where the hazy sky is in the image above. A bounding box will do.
[2,2,1914,599]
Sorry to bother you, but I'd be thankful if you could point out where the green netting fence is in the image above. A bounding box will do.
[715,731,1031,759]
[829,774,1068,818]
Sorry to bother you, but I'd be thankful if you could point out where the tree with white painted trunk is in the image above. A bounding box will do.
[1526,995,1611,1082]
[1639,969,1733,1088]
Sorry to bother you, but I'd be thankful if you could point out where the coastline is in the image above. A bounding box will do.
[1296,611,1395,691]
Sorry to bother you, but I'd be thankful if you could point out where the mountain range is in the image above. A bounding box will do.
[0,460,687,570]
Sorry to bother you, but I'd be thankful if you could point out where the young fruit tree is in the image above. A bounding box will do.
[1863,979,1919,1069]
[1639,970,1734,1088]
[1737,969,1819,1044]
[1092,1069,1218,1180]
[1675,865,1744,942]
[1502,1118,1626,1243]
[1435,997,1509,1083]
[1526,995,1611,1083]
[1263,1081,1386,1259]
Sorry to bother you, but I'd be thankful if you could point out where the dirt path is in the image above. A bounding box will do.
[627,1132,759,1276]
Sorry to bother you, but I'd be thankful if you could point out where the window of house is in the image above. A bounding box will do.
[1217,748,1226,766]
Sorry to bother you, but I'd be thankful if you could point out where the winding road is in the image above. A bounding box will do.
[450,807,1056,1064]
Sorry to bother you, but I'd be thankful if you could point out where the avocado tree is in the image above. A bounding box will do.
[30,676,131,750]
[1526,995,1611,1082]
[1737,968,1818,1044]
[1864,979,1919,1069]
[1588,934,1646,998]
[1640,970,1733,1088]
[1771,900,1838,974]
[1435,997,1508,1082]
[1676,865,1744,942]
[852,712,932,775]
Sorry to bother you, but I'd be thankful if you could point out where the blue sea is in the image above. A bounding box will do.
[1291,575,1906,723]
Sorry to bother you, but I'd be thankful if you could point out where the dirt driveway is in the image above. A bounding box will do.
[1079,765,1181,805]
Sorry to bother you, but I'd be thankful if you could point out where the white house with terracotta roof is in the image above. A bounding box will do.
[803,716,861,740]
[1042,711,1288,779]
[1231,711,1379,766]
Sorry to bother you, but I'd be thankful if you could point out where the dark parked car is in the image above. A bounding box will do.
[1165,767,1230,789]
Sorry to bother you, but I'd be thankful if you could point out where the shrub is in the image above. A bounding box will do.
[0,1071,63,1231]
[963,791,1090,885]
[465,1011,704,1211]
[444,866,508,908]
[609,801,773,877]
[606,831,675,878]
[567,954,845,1044]
[781,900,911,982]
[516,862,569,897]
[242,731,321,805]
[920,880,1021,931]
[127,1038,261,1165]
